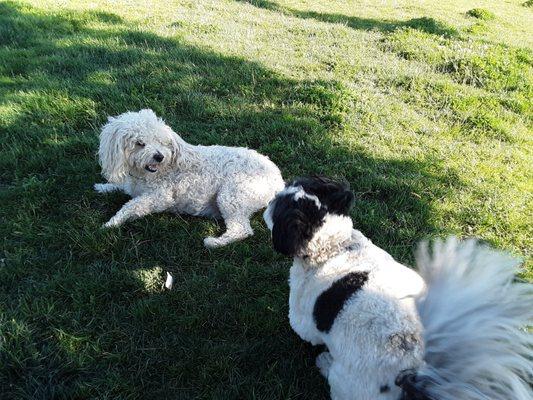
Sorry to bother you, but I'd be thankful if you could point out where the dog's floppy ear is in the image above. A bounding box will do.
[271,197,326,256]
[98,117,128,183]
[169,130,197,169]
[169,132,181,167]
[272,209,312,256]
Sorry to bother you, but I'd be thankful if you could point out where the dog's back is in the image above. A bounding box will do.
[325,262,425,400]
[264,176,425,399]
[290,234,425,400]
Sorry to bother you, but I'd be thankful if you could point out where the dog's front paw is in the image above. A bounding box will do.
[204,236,222,249]
[103,219,119,228]
[316,352,333,378]
[94,183,108,193]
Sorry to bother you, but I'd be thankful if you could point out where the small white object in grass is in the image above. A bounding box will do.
[164,272,174,290]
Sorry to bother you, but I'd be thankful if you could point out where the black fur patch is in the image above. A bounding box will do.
[270,193,326,256]
[380,385,390,393]
[313,271,369,332]
[269,176,355,257]
[290,176,354,216]
[396,370,434,400]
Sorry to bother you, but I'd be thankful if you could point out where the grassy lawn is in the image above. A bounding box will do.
[0,0,531,398]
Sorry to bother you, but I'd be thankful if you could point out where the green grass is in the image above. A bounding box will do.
[466,8,496,20]
[0,0,531,398]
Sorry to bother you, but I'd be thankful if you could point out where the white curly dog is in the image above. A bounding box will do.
[94,109,284,248]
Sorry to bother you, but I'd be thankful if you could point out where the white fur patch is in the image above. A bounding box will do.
[292,187,321,208]
[304,214,354,264]
[262,185,322,232]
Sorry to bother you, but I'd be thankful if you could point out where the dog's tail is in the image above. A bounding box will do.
[396,238,533,400]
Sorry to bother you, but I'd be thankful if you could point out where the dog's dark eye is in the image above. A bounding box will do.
[136,141,145,147]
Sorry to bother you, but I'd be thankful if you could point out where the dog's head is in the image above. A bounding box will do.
[98,109,188,183]
[264,176,355,262]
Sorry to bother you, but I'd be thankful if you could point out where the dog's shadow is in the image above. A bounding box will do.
[0,2,462,398]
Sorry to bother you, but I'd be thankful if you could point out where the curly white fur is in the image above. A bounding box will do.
[287,219,426,400]
[95,109,284,248]
[264,182,532,400]
[287,227,532,399]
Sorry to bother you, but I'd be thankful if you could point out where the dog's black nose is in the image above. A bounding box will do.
[154,152,164,162]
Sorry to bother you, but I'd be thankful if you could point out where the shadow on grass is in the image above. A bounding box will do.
[235,0,458,36]
[0,1,460,399]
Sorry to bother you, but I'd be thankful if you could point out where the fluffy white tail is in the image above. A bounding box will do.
[397,238,533,400]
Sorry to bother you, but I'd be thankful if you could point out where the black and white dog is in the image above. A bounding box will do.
[263,176,532,400]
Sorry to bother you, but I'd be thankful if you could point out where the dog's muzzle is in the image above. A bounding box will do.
[145,152,164,172]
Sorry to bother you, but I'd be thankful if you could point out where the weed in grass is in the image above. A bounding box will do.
[466,22,488,35]
[467,8,496,21]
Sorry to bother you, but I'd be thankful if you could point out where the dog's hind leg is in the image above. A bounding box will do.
[204,177,281,248]
[203,215,253,248]
[203,184,261,248]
